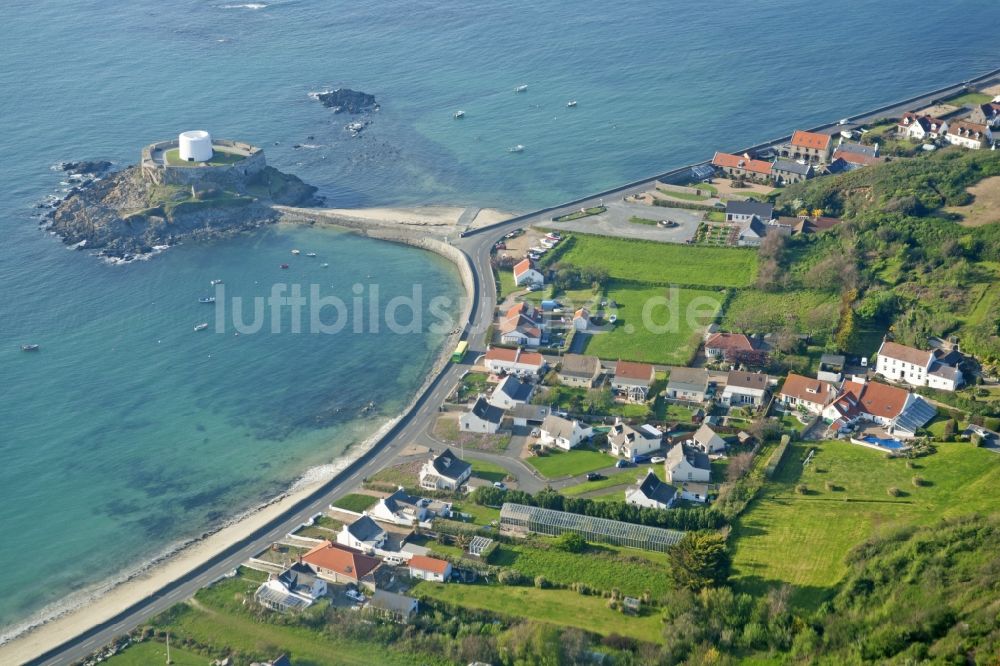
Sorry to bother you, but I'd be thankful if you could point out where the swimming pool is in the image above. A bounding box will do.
[855,435,907,450]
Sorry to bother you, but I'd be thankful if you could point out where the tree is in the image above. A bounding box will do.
[553,531,586,553]
[668,532,731,591]
[726,452,755,482]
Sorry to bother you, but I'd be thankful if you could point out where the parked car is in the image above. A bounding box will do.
[493,482,507,491]
[345,589,365,602]
[650,456,665,464]
[530,427,541,437]
[615,459,633,469]
[586,472,605,481]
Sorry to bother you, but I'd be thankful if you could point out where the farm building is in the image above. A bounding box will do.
[499,503,683,552]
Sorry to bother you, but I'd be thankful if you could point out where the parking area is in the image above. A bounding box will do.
[546,199,699,243]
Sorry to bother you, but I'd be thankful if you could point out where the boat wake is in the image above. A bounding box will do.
[220,3,268,9]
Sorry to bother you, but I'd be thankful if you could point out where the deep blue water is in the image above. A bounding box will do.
[1,0,998,635]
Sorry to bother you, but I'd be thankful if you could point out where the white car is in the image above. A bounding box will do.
[650,456,665,464]
[493,481,507,491]
[530,427,541,437]
[345,589,365,603]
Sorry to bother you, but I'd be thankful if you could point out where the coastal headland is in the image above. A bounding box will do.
[9,66,1000,665]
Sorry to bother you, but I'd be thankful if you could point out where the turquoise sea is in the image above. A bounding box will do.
[1,0,998,636]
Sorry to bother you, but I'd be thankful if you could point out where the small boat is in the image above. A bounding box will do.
[280,263,289,269]
[193,323,209,332]
[566,100,577,107]
[508,144,525,153]
[199,297,216,304]
[305,252,317,257]
[210,279,223,286]
[21,344,40,352]
[320,262,329,268]
[453,110,465,119]
[291,249,301,255]
[514,84,528,93]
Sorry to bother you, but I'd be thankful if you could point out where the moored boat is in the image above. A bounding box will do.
[305,252,317,257]
[514,84,528,93]
[210,279,223,286]
[193,323,209,332]
[453,110,465,119]
[280,263,289,269]
[291,249,301,255]
[566,100,577,107]
[508,144,525,153]
[21,344,40,352]
[199,297,216,304]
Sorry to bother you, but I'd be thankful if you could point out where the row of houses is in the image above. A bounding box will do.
[897,109,996,150]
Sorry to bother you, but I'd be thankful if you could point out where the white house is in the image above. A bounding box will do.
[459,397,504,434]
[255,562,328,613]
[419,448,472,492]
[336,515,388,551]
[572,308,590,331]
[876,340,963,391]
[945,120,993,150]
[538,414,593,450]
[721,371,769,407]
[608,420,663,459]
[822,379,937,439]
[557,354,602,388]
[624,469,676,510]
[369,488,429,527]
[690,423,726,454]
[725,200,774,224]
[488,375,535,410]
[611,360,655,402]
[666,367,709,403]
[408,555,452,582]
[897,113,948,141]
[779,373,838,414]
[664,443,712,483]
[484,347,546,378]
[499,302,543,347]
[679,482,710,504]
[512,258,544,287]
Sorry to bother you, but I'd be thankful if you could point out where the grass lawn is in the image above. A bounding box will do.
[559,469,641,496]
[412,582,664,642]
[655,185,711,202]
[942,91,993,106]
[554,206,606,222]
[583,284,722,364]
[432,415,511,452]
[653,399,697,423]
[498,269,518,298]
[367,459,422,488]
[525,448,615,478]
[628,215,659,226]
[104,640,206,666]
[471,459,509,483]
[451,501,500,525]
[550,233,757,288]
[731,440,1000,609]
[163,148,246,166]
[455,371,491,402]
[721,289,840,339]
[331,493,377,513]
[706,210,726,222]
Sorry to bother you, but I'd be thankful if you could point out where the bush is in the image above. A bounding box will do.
[887,486,901,497]
[498,569,525,586]
[552,532,586,553]
[911,476,926,487]
[795,483,808,495]
[534,575,551,589]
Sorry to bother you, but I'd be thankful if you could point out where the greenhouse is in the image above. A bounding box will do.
[499,503,684,552]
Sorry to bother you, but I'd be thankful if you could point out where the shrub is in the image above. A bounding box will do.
[552,532,586,553]
[498,569,525,586]
[887,486,901,497]
[911,476,926,487]
[795,483,808,495]
[534,575,551,589]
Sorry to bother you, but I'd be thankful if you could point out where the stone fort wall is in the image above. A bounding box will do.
[140,139,266,186]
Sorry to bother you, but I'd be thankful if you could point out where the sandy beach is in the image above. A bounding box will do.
[0,204,487,665]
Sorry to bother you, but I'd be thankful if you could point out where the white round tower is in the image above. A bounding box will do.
[178,130,213,162]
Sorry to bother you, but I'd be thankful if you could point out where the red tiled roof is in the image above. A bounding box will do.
[408,555,450,574]
[878,341,933,367]
[856,381,908,419]
[832,148,880,166]
[948,120,989,139]
[302,541,380,581]
[485,347,545,366]
[780,373,835,405]
[615,360,654,382]
[791,130,831,151]
[712,151,773,175]
[513,258,532,277]
[705,332,754,352]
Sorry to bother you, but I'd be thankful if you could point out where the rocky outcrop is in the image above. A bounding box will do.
[46,163,320,259]
[315,88,379,114]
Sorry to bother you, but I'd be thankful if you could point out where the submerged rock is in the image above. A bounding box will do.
[315,88,379,114]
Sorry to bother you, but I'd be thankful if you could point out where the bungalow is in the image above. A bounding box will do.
[484,347,546,378]
[784,130,833,163]
[512,258,544,287]
[510,403,551,427]
[625,469,677,510]
[419,448,472,492]
[336,515,388,551]
[664,443,711,483]
[538,414,593,450]
[557,353,602,388]
[823,379,937,438]
[725,200,774,224]
[779,373,838,415]
[459,397,505,434]
[690,423,726,454]
[612,360,655,402]
[408,555,452,582]
[969,102,1000,129]
[945,120,993,150]
[704,332,755,360]
[608,420,663,459]
[369,488,429,526]
[772,158,813,185]
[897,113,948,141]
[366,590,419,623]
[255,562,328,613]
[876,340,963,391]
[499,302,543,347]
[488,374,535,410]
[721,371,769,407]
[666,366,709,403]
[679,481,711,504]
[573,307,590,331]
[711,151,773,182]
[831,141,880,170]
[301,541,381,589]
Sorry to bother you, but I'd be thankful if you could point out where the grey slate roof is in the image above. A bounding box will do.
[383,488,422,513]
[835,141,878,157]
[667,367,709,394]
[773,159,813,176]
[278,562,322,595]
[347,515,386,542]
[559,354,602,378]
[431,448,472,481]
[495,375,534,402]
[928,363,961,381]
[369,590,417,615]
[636,470,676,505]
[510,403,550,422]
[469,396,504,424]
[726,200,774,220]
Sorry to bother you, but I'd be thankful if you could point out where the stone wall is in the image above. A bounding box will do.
[140,139,266,187]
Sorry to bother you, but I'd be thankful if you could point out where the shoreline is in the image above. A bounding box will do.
[0,205,482,665]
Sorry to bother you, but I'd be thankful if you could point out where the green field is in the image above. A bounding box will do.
[331,493,377,513]
[721,289,840,339]
[470,459,509,483]
[550,233,757,288]
[413,582,664,642]
[942,91,994,106]
[524,448,615,478]
[731,440,1000,608]
[164,148,247,167]
[583,284,722,364]
[104,641,207,666]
